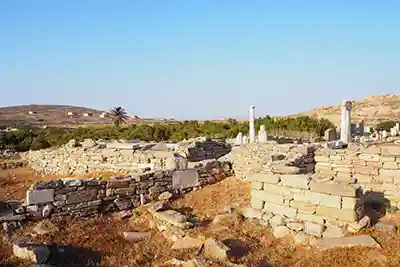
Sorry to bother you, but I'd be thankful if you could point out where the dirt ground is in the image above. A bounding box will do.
[1,168,400,267]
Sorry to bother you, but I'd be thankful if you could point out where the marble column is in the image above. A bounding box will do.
[249,106,256,143]
[258,125,267,143]
[340,100,352,144]
[236,132,243,145]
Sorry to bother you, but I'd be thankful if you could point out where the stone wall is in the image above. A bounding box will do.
[0,161,233,222]
[247,174,363,237]
[314,143,400,208]
[223,142,317,179]
[22,138,231,176]
[0,161,26,170]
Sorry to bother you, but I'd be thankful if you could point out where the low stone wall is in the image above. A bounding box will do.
[22,138,231,176]
[0,161,233,222]
[315,143,400,208]
[247,173,363,237]
[223,142,317,179]
[0,161,26,170]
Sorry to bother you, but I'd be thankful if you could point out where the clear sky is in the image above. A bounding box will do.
[1,1,399,120]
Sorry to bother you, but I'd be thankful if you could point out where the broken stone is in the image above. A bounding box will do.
[314,235,381,250]
[242,207,263,219]
[273,226,290,239]
[13,243,51,264]
[41,204,54,218]
[158,191,173,201]
[152,210,188,226]
[269,215,285,229]
[286,222,304,231]
[323,226,347,239]
[145,201,165,213]
[123,232,150,242]
[119,210,133,219]
[374,222,397,233]
[347,215,371,232]
[212,212,241,226]
[114,198,132,210]
[171,236,204,250]
[32,221,59,235]
[203,238,231,261]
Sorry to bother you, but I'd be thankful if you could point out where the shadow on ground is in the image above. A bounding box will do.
[47,244,102,267]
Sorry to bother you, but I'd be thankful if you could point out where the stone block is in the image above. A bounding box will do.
[263,184,296,196]
[289,200,316,212]
[383,162,399,169]
[319,194,342,209]
[247,173,280,184]
[296,212,324,224]
[314,235,381,250]
[342,197,363,210]
[252,190,284,204]
[26,189,54,205]
[251,199,264,210]
[65,189,98,205]
[380,169,400,178]
[263,203,297,218]
[251,182,263,190]
[381,146,400,156]
[243,207,263,219]
[280,175,311,189]
[359,154,380,162]
[304,221,324,237]
[107,178,132,189]
[172,169,199,189]
[314,155,330,162]
[310,182,358,197]
[315,206,358,222]
[114,187,136,196]
[353,174,373,183]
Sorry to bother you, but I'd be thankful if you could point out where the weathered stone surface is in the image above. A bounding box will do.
[314,235,381,250]
[322,226,347,239]
[171,236,204,250]
[310,183,358,197]
[26,190,54,205]
[247,173,280,184]
[273,226,290,238]
[293,232,310,245]
[280,175,310,189]
[263,203,297,218]
[65,189,98,205]
[32,221,59,235]
[123,232,150,242]
[286,222,304,231]
[203,238,231,261]
[158,191,173,200]
[304,221,324,237]
[251,190,284,204]
[242,207,263,219]
[374,222,397,233]
[269,215,285,228]
[13,242,50,264]
[172,169,199,189]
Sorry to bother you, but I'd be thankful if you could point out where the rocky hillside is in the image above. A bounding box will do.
[0,105,112,127]
[296,94,400,126]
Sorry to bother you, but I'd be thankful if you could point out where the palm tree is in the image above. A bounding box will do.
[110,106,128,127]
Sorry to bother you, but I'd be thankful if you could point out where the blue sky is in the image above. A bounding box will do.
[1,1,399,119]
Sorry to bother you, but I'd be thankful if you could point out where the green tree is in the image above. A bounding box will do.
[376,120,398,132]
[110,107,128,127]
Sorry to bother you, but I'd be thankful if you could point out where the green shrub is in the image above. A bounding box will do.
[375,120,398,132]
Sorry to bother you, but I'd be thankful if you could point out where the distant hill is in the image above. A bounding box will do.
[294,94,400,126]
[0,104,113,127]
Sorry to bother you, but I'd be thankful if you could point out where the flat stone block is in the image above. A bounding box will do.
[310,182,358,197]
[381,146,400,156]
[65,189,98,205]
[251,190,284,204]
[263,203,297,218]
[263,184,296,196]
[250,198,264,210]
[289,200,316,212]
[319,194,342,209]
[26,189,54,205]
[172,169,199,189]
[304,221,324,237]
[296,212,324,225]
[342,197,363,210]
[247,173,280,184]
[314,235,381,250]
[380,169,400,178]
[251,182,263,190]
[280,175,311,189]
[315,206,359,222]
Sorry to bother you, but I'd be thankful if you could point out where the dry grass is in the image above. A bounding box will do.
[1,172,400,266]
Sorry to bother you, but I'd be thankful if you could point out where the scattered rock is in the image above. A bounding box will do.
[286,222,303,231]
[145,202,165,213]
[32,221,59,235]
[242,207,263,219]
[347,216,371,232]
[374,222,397,233]
[261,212,273,222]
[323,226,347,239]
[152,210,193,229]
[314,235,381,250]
[171,236,204,250]
[119,210,132,219]
[158,191,173,200]
[13,242,50,264]
[212,212,241,226]
[123,232,150,242]
[273,226,290,239]
[41,204,54,218]
[203,238,231,261]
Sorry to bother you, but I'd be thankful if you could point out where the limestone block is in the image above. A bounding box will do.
[315,206,358,222]
[381,156,396,162]
[251,182,263,190]
[263,203,297,218]
[296,213,324,225]
[26,189,54,205]
[310,182,358,197]
[342,197,363,210]
[382,162,399,169]
[359,154,380,162]
[247,173,280,184]
[243,207,263,219]
[289,200,316,212]
[280,175,310,189]
[251,190,284,204]
[304,221,324,237]
[203,238,231,261]
[381,145,400,156]
[314,155,330,162]
[319,194,342,209]
[380,169,400,178]
[353,174,373,183]
[314,235,381,250]
[263,184,298,196]
[114,187,136,196]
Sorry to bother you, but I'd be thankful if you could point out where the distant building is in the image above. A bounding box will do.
[100,112,109,118]
[67,111,76,116]
[83,113,93,117]
[28,111,36,115]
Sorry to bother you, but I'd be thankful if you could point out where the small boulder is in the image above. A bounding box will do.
[286,222,304,231]
[269,215,285,229]
[347,216,371,232]
[273,226,290,239]
[242,207,263,219]
[158,191,173,201]
[119,210,132,219]
[171,236,204,250]
[123,232,150,242]
[314,235,381,250]
[203,238,231,261]
[13,242,50,264]
[32,221,59,236]
[374,222,397,233]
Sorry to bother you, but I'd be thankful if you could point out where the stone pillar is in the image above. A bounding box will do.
[258,125,267,143]
[235,132,243,145]
[396,123,400,131]
[249,106,256,143]
[243,135,248,144]
[340,100,352,144]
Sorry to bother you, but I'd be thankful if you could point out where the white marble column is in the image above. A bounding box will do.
[236,132,243,145]
[340,100,352,144]
[249,106,256,143]
[258,125,267,143]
